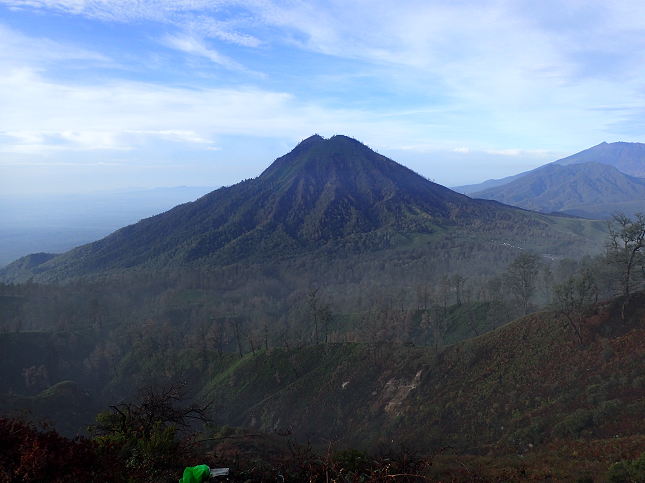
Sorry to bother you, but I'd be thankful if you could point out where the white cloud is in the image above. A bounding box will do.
[483,149,557,157]
[188,15,263,48]
[485,149,522,156]
[0,23,111,64]
[1,0,265,44]
[0,66,383,156]
[3,0,645,191]
[5,0,645,104]
[162,34,246,70]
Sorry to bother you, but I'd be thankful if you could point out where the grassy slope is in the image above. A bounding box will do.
[4,292,645,478]
[103,292,645,477]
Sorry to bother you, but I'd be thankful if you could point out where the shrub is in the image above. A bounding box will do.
[607,452,645,483]
[90,382,214,476]
[0,416,124,482]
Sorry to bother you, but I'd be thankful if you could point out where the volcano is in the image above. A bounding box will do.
[0,135,605,283]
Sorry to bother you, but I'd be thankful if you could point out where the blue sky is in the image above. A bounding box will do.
[2,0,645,195]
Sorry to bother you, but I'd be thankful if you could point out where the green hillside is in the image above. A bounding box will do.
[27,290,641,479]
[159,293,645,457]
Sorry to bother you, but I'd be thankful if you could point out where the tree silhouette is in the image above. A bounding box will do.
[505,252,541,316]
[606,212,645,319]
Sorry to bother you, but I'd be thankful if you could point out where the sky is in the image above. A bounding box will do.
[2,0,645,195]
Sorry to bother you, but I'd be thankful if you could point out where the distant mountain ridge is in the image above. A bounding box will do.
[455,141,645,196]
[452,170,534,195]
[456,141,645,219]
[470,162,645,219]
[554,141,645,177]
[0,135,607,283]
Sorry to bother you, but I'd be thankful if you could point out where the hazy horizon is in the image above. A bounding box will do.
[0,185,217,267]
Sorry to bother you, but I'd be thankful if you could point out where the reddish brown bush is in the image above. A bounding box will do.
[0,416,125,483]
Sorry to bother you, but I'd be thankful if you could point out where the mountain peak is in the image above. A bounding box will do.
[471,160,645,219]
[297,133,325,149]
[555,141,645,177]
[257,133,438,199]
[2,134,600,283]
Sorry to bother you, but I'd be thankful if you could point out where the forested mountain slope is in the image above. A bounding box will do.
[555,141,645,178]
[12,288,641,479]
[0,135,606,283]
[455,141,645,196]
[471,162,645,219]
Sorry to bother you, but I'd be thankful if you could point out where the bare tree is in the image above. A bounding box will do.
[228,309,245,358]
[319,304,332,343]
[487,274,503,302]
[281,331,299,379]
[606,212,645,319]
[307,288,320,345]
[429,305,446,348]
[552,268,597,346]
[541,263,555,304]
[416,282,431,310]
[439,276,450,310]
[206,321,226,358]
[245,327,260,356]
[262,321,270,350]
[91,382,214,440]
[505,252,541,316]
[451,274,464,306]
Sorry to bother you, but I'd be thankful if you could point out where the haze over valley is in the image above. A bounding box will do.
[0,186,216,267]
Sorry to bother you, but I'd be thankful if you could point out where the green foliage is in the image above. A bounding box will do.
[97,420,179,469]
[552,409,594,438]
[607,451,645,483]
[332,447,369,474]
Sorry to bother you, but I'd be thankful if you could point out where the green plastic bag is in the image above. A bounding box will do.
[179,464,210,483]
